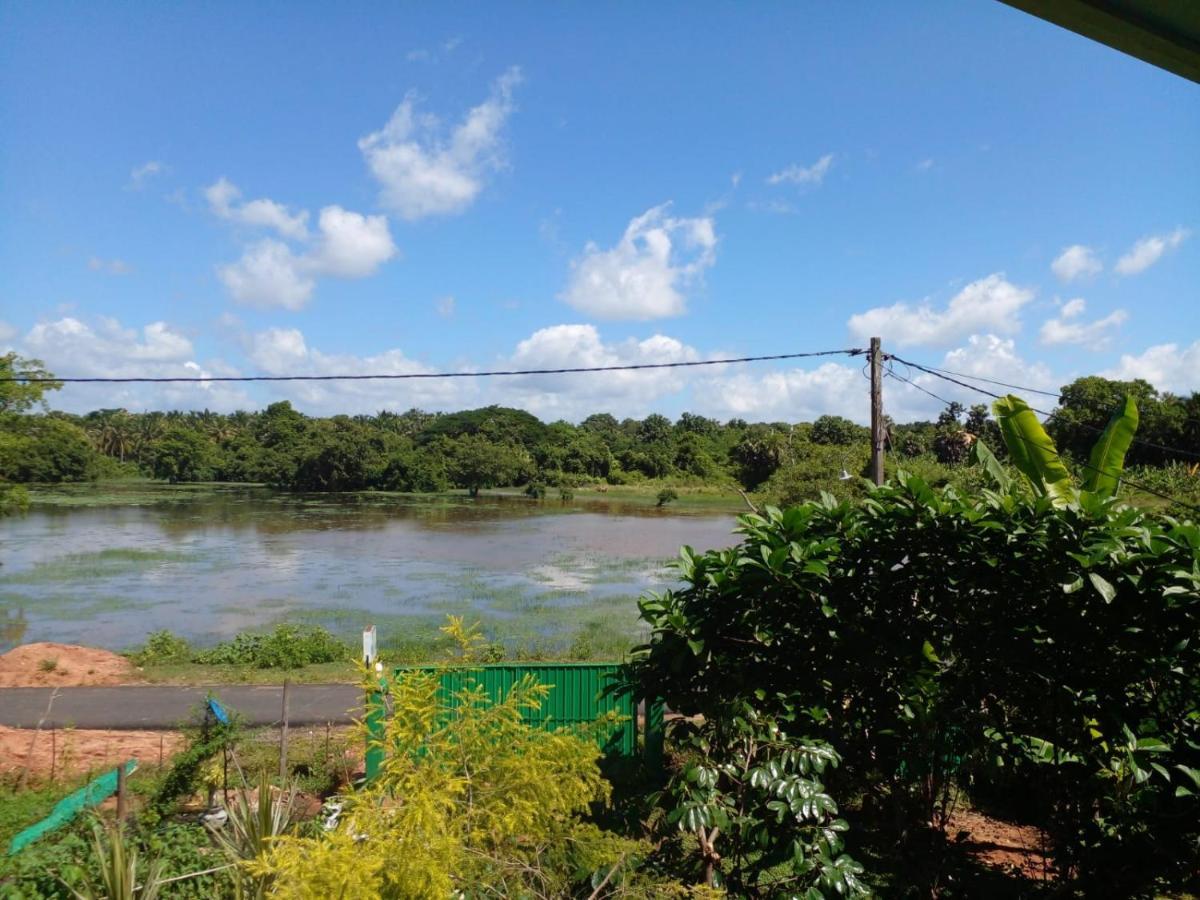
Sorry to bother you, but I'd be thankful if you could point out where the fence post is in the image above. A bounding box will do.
[279,679,290,781]
[363,626,385,781]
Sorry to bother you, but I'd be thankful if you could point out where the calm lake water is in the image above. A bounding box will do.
[0,487,739,653]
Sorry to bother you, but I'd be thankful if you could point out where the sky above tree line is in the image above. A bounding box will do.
[1,2,1197,424]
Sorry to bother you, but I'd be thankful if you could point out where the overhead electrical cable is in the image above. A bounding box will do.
[884,366,1200,514]
[890,354,1200,462]
[1,348,865,384]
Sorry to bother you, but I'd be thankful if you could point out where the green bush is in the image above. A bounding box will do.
[129,629,192,666]
[194,624,348,669]
[627,478,1200,895]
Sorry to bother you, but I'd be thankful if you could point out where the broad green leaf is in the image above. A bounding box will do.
[992,395,1075,506]
[970,438,1011,492]
[1082,394,1139,497]
[1088,572,1117,603]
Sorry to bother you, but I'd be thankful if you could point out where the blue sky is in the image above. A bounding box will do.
[2,1,1197,422]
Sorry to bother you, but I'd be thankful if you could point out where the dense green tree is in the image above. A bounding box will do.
[0,416,99,482]
[447,434,524,497]
[0,353,62,414]
[810,415,864,446]
[147,427,217,483]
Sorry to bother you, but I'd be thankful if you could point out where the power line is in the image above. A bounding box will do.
[1,349,864,385]
[884,366,1200,513]
[891,354,1200,462]
[895,361,1062,399]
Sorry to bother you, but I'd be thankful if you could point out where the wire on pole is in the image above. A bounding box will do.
[0,349,866,384]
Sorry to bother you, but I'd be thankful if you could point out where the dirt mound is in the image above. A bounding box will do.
[0,725,183,782]
[0,643,141,688]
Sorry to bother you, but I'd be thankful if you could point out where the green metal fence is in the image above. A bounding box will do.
[365,663,658,780]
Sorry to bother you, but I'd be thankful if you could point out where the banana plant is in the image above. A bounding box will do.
[986,393,1138,504]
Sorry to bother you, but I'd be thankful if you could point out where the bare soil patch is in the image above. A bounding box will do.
[0,725,183,781]
[0,642,142,687]
[949,808,1055,881]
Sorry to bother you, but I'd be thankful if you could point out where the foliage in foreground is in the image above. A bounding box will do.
[252,620,680,898]
[627,472,1200,896]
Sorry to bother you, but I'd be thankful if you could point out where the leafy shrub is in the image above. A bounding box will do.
[130,630,192,666]
[655,488,678,507]
[194,624,347,669]
[252,621,650,898]
[627,478,1200,895]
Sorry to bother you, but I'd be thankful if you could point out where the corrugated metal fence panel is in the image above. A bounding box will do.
[393,663,634,757]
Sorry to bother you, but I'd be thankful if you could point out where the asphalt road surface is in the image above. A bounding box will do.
[0,684,363,730]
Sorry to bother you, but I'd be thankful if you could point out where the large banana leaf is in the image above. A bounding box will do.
[1083,394,1138,497]
[970,438,1011,492]
[992,395,1075,506]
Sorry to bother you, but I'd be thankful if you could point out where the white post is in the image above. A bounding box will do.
[362,625,378,666]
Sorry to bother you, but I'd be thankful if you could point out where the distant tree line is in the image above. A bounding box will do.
[1,351,1197,506]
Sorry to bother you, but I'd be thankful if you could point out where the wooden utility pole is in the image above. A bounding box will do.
[870,337,885,486]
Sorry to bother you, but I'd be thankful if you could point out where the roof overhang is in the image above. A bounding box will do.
[998,0,1200,84]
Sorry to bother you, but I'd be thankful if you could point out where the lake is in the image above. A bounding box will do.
[0,486,740,655]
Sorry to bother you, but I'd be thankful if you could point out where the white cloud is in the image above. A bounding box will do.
[1039,298,1127,349]
[205,178,310,240]
[1103,340,1200,394]
[698,362,867,422]
[0,321,16,343]
[767,154,834,187]
[359,67,522,220]
[88,257,133,276]
[1115,227,1190,275]
[939,334,1056,397]
[208,181,397,309]
[128,161,167,190]
[218,240,315,310]
[494,324,702,420]
[17,316,250,412]
[561,204,717,320]
[1051,244,1102,282]
[847,273,1034,347]
[307,206,397,277]
[247,327,471,415]
[436,295,456,318]
[916,158,935,173]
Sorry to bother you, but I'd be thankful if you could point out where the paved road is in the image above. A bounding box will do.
[0,684,363,729]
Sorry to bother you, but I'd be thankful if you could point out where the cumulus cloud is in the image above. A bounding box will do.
[767,154,834,187]
[847,274,1034,347]
[218,240,315,310]
[1115,227,1190,275]
[698,362,867,422]
[208,180,397,309]
[359,67,522,220]
[1103,340,1200,394]
[127,160,167,190]
[206,177,310,240]
[1039,298,1127,349]
[246,326,471,415]
[493,324,702,419]
[0,321,17,343]
[1051,244,1102,282]
[88,257,133,276]
[16,316,250,412]
[561,204,717,320]
[306,206,396,278]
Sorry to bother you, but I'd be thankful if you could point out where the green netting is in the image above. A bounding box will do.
[8,759,137,855]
